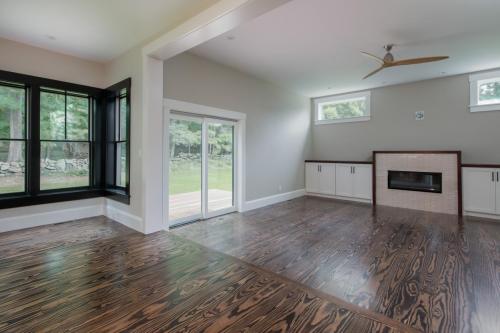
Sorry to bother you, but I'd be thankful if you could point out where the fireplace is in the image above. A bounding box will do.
[388,170,442,193]
[374,151,460,214]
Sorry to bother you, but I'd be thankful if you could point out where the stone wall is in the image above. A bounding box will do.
[0,159,89,177]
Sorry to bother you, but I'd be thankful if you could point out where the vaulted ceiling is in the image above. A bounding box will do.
[191,0,500,97]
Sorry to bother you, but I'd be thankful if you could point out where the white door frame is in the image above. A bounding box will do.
[203,117,238,220]
[163,98,246,229]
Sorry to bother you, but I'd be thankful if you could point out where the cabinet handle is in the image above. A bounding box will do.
[493,172,495,182]
[497,171,499,182]
[353,166,356,174]
[320,165,322,172]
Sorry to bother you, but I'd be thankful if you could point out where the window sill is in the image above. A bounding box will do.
[469,103,500,113]
[105,188,130,205]
[0,189,104,210]
[315,116,371,125]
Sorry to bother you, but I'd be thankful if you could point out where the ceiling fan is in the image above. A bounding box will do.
[361,44,449,79]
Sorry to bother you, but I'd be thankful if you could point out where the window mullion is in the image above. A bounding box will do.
[29,84,41,195]
[64,93,68,140]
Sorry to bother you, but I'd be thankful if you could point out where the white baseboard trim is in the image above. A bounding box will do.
[243,189,306,212]
[306,192,372,204]
[105,201,144,233]
[0,199,105,233]
[464,211,500,221]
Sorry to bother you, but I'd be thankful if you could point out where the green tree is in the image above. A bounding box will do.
[0,85,25,162]
[322,100,365,120]
[479,81,500,102]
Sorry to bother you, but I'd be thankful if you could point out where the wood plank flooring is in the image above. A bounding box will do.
[0,216,412,332]
[173,196,500,333]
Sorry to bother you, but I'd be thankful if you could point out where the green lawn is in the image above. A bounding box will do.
[169,159,232,195]
[40,176,89,190]
[1,160,232,195]
[0,175,89,194]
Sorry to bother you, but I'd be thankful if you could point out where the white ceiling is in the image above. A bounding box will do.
[191,0,500,97]
[0,0,220,62]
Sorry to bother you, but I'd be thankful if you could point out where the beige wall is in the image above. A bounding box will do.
[0,38,108,220]
[164,52,311,201]
[0,37,105,88]
[0,38,144,220]
[312,74,500,164]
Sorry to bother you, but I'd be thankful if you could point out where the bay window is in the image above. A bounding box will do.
[0,70,131,209]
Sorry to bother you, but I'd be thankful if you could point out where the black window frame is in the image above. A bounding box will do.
[0,80,28,197]
[39,87,93,192]
[104,79,131,204]
[0,70,131,209]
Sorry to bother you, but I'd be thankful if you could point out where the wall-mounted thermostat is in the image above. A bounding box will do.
[415,111,424,120]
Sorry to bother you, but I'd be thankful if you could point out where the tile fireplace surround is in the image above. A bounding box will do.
[373,151,461,215]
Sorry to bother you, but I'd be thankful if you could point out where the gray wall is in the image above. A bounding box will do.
[164,52,311,201]
[312,74,500,164]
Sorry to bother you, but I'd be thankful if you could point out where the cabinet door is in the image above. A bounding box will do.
[335,164,353,197]
[463,168,496,214]
[305,163,320,193]
[318,163,335,195]
[496,170,500,214]
[352,164,372,200]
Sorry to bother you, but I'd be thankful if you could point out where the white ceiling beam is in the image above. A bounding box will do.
[142,0,291,60]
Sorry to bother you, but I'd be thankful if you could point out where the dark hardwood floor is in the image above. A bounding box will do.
[173,196,500,333]
[0,216,412,332]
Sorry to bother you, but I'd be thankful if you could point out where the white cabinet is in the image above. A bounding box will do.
[306,163,320,193]
[305,163,335,195]
[352,165,372,200]
[334,164,352,197]
[463,168,500,215]
[306,162,372,203]
[318,163,335,195]
[335,164,372,200]
[497,173,500,214]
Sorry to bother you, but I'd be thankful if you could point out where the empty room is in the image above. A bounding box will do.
[1,0,499,332]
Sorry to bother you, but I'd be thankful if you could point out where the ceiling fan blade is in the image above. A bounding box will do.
[360,51,385,65]
[391,56,449,66]
[363,66,384,79]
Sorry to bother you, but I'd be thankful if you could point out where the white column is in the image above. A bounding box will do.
[142,55,165,233]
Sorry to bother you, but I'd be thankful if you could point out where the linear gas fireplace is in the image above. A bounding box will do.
[374,151,460,214]
[388,170,442,193]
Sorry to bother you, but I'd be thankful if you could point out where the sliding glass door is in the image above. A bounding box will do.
[168,115,203,224]
[169,114,236,226]
[206,120,234,216]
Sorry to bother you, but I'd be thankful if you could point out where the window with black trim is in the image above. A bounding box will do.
[105,79,130,202]
[0,81,27,195]
[0,69,131,209]
[40,88,91,190]
[115,88,128,188]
